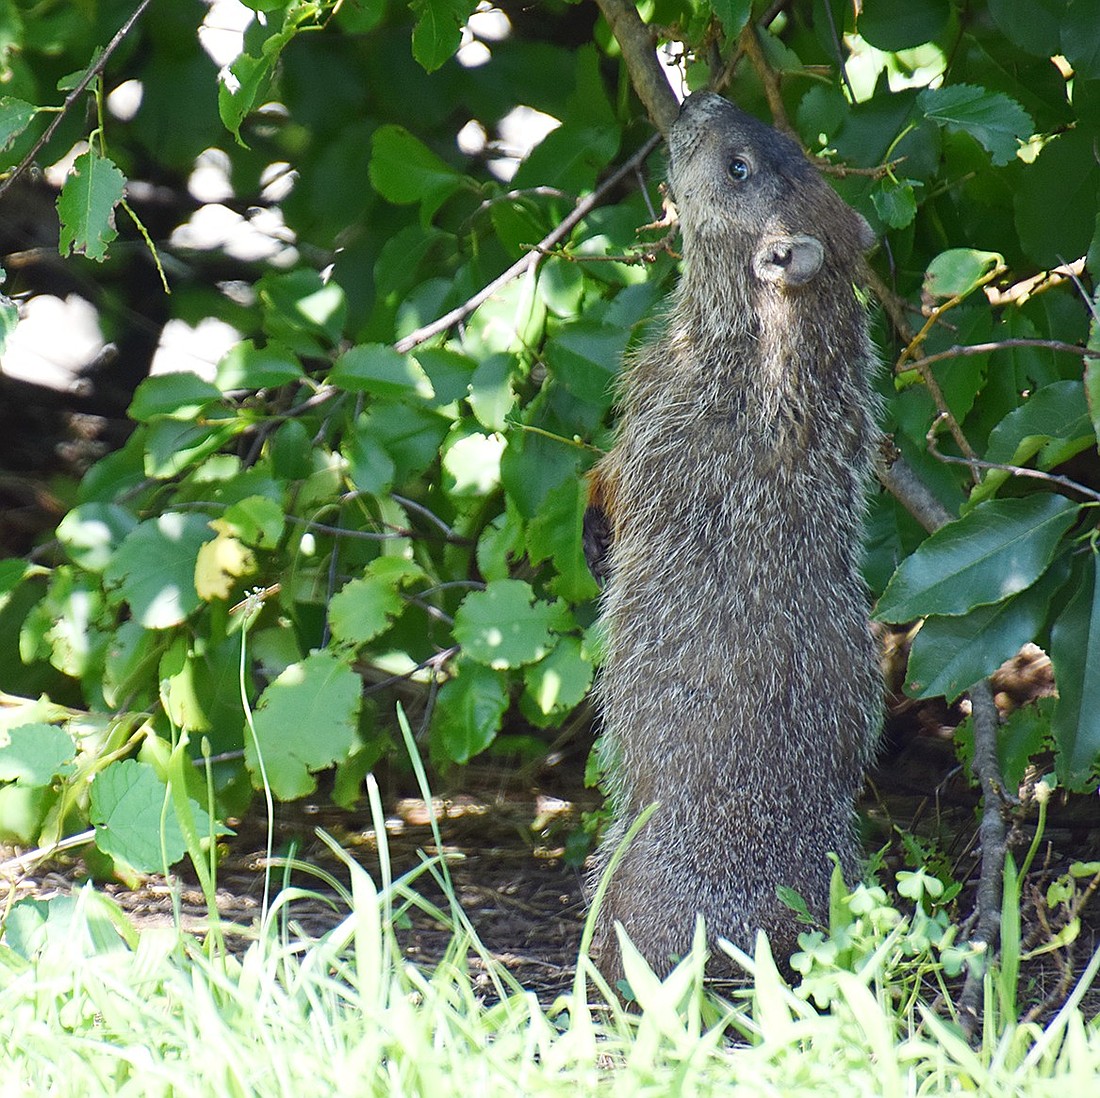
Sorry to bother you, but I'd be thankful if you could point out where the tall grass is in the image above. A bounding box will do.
[2,825,1098,1096]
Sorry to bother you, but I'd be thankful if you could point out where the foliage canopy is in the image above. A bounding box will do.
[0,0,1099,868]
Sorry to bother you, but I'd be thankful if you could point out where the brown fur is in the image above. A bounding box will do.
[587,92,882,985]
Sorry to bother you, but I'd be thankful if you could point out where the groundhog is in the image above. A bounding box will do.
[585,91,882,986]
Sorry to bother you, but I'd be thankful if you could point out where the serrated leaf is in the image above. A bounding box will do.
[1049,552,1100,787]
[875,494,1079,622]
[923,247,1003,299]
[526,476,599,603]
[409,0,475,72]
[104,512,213,629]
[56,503,138,572]
[246,650,362,800]
[327,561,418,648]
[330,343,435,399]
[430,659,509,763]
[905,560,1067,702]
[453,579,556,669]
[468,353,517,431]
[872,177,918,229]
[711,0,752,36]
[56,151,126,262]
[369,124,464,222]
[919,84,1033,166]
[0,723,76,785]
[129,372,224,422]
[90,759,218,872]
[0,96,36,152]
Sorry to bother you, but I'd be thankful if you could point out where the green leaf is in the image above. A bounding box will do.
[0,283,16,357]
[0,723,75,785]
[468,353,517,431]
[216,496,285,549]
[971,380,1094,505]
[1062,0,1100,80]
[989,0,1063,58]
[859,0,950,51]
[1014,131,1100,268]
[1049,552,1100,787]
[56,150,126,262]
[526,475,599,603]
[475,505,524,582]
[215,340,303,390]
[143,419,241,479]
[544,322,625,412]
[129,372,224,422]
[1087,288,1100,447]
[409,0,475,72]
[521,636,593,725]
[872,176,919,229]
[711,0,752,37]
[919,85,1032,167]
[0,96,36,152]
[246,650,362,800]
[905,559,1068,702]
[923,248,1003,299]
[328,559,421,648]
[104,512,213,629]
[453,579,556,669]
[90,759,217,872]
[56,503,138,572]
[330,343,435,399]
[441,430,504,497]
[874,494,1079,622]
[258,269,347,355]
[430,659,509,763]
[369,124,464,222]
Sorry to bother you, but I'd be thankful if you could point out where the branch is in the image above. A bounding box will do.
[876,445,952,532]
[393,132,662,354]
[592,0,680,135]
[926,419,1100,505]
[958,680,1010,1039]
[0,0,155,201]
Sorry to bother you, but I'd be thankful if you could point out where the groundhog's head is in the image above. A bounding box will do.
[668,92,874,287]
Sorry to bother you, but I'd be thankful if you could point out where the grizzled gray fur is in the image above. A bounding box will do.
[585,91,882,984]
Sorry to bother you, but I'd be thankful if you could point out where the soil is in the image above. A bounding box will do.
[4,737,1099,1018]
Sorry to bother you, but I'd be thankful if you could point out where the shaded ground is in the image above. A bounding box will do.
[4,726,1099,1015]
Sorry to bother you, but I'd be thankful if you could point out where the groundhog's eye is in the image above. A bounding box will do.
[727,156,751,182]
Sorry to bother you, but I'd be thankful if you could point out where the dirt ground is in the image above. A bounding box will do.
[5,732,1099,1017]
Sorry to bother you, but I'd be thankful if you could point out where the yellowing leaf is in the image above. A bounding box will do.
[195,532,256,601]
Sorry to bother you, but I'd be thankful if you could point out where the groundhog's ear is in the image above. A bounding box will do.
[753,233,825,286]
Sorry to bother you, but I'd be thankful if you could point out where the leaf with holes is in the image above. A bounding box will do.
[57,151,126,262]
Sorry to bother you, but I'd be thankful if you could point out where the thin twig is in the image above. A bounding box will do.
[393,132,663,355]
[0,0,155,201]
[907,338,1100,372]
[926,419,1100,504]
